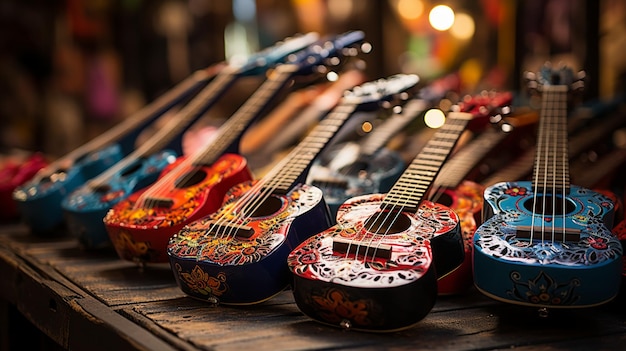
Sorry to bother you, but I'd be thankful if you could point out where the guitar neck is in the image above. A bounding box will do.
[382,112,473,212]
[133,69,239,157]
[262,101,360,194]
[482,107,626,187]
[531,85,570,193]
[37,69,212,180]
[190,65,299,166]
[358,99,428,158]
[434,127,508,189]
[88,69,239,186]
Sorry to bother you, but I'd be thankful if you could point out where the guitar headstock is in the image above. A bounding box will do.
[525,62,586,93]
[451,90,514,131]
[232,32,320,76]
[282,31,370,77]
[342,73,420,111]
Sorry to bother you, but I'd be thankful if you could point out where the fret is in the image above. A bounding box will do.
[381,112,472,210]
[434,128,508,189]
[189,69,294,166]
[532,84,571,193]
[266,101,361,193]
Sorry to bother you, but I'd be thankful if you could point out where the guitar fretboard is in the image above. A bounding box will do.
[36,69,211,183]
[190,66,299,166]
[434,127,508,189]
[383,112,472,212]
[262,102,359,193]
[532,85,570,193]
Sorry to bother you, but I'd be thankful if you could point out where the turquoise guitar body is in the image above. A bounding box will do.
[61,150,177,249]
[473,181,622,307]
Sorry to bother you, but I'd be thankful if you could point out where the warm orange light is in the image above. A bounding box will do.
[396,0,424,20]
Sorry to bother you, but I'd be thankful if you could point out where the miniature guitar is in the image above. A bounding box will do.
[104,31,368,264]
[167,74,419,305]
[12,64,216,233]
[286,102,487,331]
[59,33,319,249]
[429,102,540,295]
[473,65,623,310]
[307,75,460,217]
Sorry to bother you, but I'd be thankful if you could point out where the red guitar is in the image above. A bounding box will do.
[104,31,367,265]
[0,153,48,220]
[287,92,510,332]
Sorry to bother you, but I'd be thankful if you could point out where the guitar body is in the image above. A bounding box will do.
[104,153,252,263]
[0,153,48,220]
[167,183,332,304]
[473,181,622,307]
[14,144,124,232]
[308,144,405,217]
[288,193,463,332]
[436,180,484,295]
[62,149,179,249]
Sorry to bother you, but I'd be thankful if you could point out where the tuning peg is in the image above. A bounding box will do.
[571,70,586,92]
[524,71,540,94]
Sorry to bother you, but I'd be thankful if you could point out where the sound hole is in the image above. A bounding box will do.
[248,195,283,218]
[363,211,411,234]
[523,195,576,215]
[120,161,143,177]
[175,169,206,188]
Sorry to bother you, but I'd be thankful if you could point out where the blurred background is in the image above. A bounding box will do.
[0,0,624,158]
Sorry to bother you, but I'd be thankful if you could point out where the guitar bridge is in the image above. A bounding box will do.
[204,221,255,239]
[144,197,174,209]
[332,237,392,260]
[516,225,581,242]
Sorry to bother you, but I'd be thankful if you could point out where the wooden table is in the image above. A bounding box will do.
[1,222,625,351]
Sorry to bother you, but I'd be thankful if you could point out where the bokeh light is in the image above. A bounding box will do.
[424,108,446,128]
[450,12,475,40]
[429,5,455,31]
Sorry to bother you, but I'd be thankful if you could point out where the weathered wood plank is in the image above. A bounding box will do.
[2,223,626,351]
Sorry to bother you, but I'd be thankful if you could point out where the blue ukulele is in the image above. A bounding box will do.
[473,64,623,310]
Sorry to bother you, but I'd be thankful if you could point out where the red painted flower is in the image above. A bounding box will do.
[505,186,527,196]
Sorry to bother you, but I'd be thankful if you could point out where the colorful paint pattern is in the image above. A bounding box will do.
[288,193,459,288]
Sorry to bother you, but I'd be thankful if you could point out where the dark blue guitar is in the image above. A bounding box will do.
[473,64,623,310]
[57,33,320,248]
[167,74,419,305]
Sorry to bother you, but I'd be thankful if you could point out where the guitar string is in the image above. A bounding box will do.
[367,117,469,263]
[559,88,568,243]
[206,103,359,242]
[530,88,545,244]
[324,101,414,183]
[345,116,468,263]
[29,69,213,185]
[133,69,291,210]
[206,77,400,242]
[86,70,237,194]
